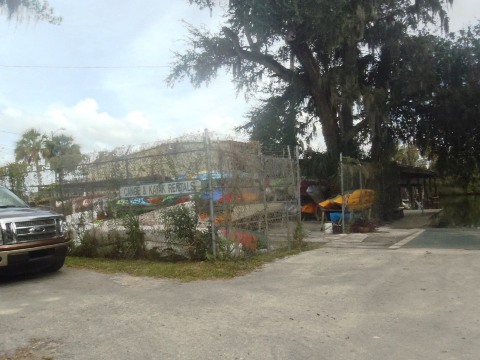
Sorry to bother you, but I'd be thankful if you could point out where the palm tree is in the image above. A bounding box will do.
[44,134,82,213]
[15,129,48,188]
[45,134,82,183]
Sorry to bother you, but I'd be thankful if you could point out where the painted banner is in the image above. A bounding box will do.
[120,180,201,198]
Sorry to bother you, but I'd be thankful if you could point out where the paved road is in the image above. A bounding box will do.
[1,247,480,360]
[303,209,480,251]
[405,228,480,250]
[311,228,480,250]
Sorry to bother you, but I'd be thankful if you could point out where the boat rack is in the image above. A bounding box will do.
[316,189,375,233]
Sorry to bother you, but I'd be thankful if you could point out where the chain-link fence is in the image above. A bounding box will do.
[0,131,301,259]
[340,158,431,222]
[308,155,379,234]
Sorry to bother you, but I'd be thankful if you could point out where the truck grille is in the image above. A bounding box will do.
[2,218,60,245]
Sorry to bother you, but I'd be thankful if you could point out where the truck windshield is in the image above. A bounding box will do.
[0,187,28,208]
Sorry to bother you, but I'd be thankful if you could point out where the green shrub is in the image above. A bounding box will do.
[71,212,147,260]
[292,220,306,248]
[69,232,99,258]
[160,204,209,260]
[121,212,146,259]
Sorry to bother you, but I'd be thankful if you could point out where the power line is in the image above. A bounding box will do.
[0,64,170,69]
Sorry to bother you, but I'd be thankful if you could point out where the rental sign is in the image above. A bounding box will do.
[119,180,201,198]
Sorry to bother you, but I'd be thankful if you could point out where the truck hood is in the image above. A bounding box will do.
[0,207,61,221]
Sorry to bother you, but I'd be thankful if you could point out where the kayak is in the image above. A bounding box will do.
[319,189,375,211]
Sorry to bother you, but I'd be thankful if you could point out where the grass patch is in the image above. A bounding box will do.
[65,243,322,282]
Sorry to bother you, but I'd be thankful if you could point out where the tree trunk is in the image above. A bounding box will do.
[312,90,340,157]
[289,38,341,157]
[34,161,43,188]
[340,41,359,156]
[340,103,356,155]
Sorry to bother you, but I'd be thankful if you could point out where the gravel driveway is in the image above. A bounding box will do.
[1,247,480,360]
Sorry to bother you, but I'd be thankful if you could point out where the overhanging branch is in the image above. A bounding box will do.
[344,118,369,141]
[222,26,295,83]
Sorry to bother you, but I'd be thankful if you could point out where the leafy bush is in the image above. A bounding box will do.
[121,212,146,259]
[292,220,306,248]
[160,204,210,260]
[70,212,146,260]
[69,232,99,258]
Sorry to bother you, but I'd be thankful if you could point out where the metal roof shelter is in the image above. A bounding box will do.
[397,165,439,209]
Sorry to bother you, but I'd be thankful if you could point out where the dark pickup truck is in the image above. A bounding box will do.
[0,186,70,274]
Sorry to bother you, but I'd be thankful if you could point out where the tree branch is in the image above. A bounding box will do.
[344,118,369,142]
[222,26,295,83]
[244,25,260,52]
[286,31,321,88]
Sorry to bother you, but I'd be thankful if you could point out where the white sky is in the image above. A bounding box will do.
[0,0,478,165]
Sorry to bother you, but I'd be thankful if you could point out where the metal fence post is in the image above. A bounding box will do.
[204,129,216,258]
[340,153,345,233]
[295,146,301,222]
[259,145,270,251]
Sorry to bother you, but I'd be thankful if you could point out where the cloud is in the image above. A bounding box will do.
[200,114,238,135]
[448,2,479,31]
[40,97,244,153]
[126,111,150,130]
[40,99,158,153]
[1,87,248,164]
[1,107,22,118]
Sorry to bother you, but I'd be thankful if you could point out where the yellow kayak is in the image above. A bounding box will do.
[319,193,345,209]
[346,189,375,211]
[319,189,375,211]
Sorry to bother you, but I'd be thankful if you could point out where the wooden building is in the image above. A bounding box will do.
[397,165,439,209]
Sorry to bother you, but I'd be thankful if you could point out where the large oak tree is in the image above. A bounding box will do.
[168,0,452,159]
